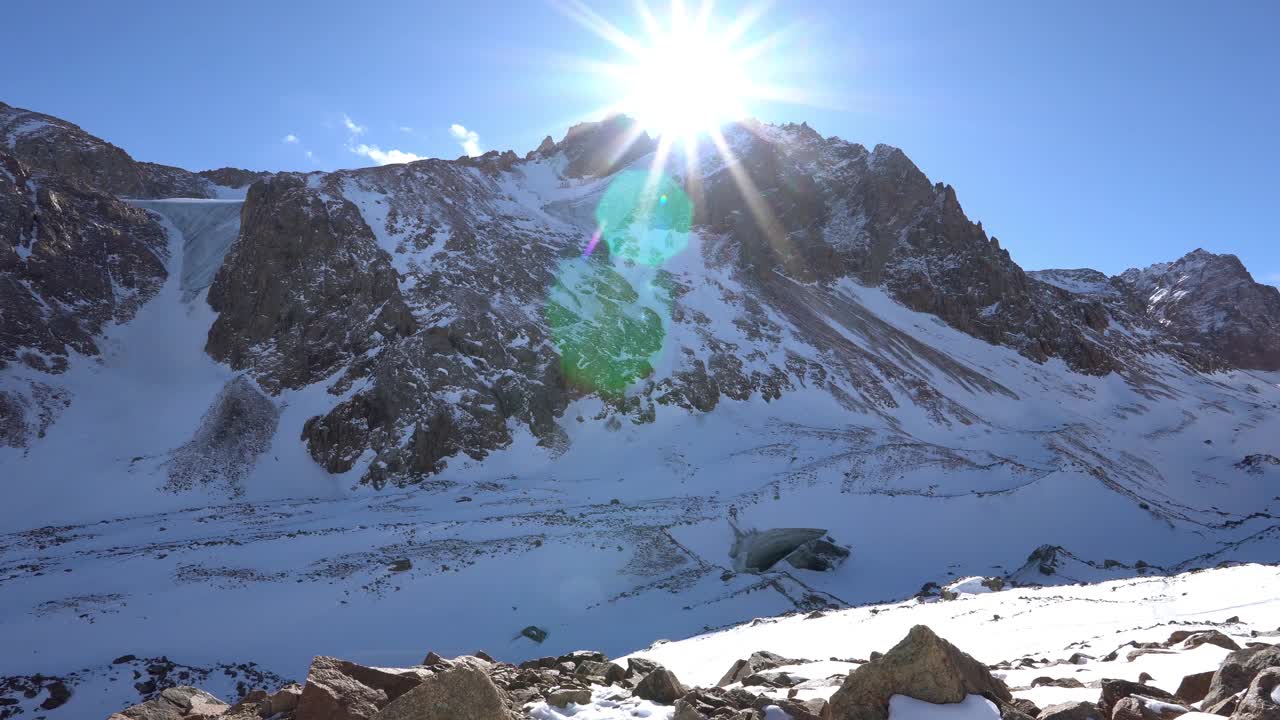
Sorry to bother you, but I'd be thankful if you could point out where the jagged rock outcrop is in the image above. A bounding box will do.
[717,651,801,687]
[560,115,657,178]
[196,167,272,191]
[0,151,168,374]
[7,97,1280,489]
[0,101,214,198]
[1117,249,1280,371]
[206,173,417,392]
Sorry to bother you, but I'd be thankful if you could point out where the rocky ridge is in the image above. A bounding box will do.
[92,621,1280,720]
[185,114,1280,487]
[0,101,262,199]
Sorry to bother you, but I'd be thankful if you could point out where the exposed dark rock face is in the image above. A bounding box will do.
[1117,249,1280,371]
[206,161,579,485]
[560,115,657,178]
[206,174,416,393]
[0,151,168,373]
[0,101,214,198]
[695,126,1121,375]
[196,167,272,191]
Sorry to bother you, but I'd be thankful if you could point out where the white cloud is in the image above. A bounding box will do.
[399,126,414,133]
[342,114,366,136]
[304,150,314,160]
[449,123,482,157]
[283,133,299,144]
[351,143,422,166]
[340,112,422,165]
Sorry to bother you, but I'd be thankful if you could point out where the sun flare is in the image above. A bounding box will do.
[559,0,793,144]
[617,11,752,138]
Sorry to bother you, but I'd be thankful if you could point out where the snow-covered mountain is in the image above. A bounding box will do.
[1,100,1278,719]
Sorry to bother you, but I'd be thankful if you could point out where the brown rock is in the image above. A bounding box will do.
[1231,667,1280,720]
[295,656,422,720]
[1099,680,1176,719]
[717,651,799,687]
[547,687,592,707]
[268,684,304,715]
[371,661,508,720]
[1032,677,1086,689]
[1010,698,1043,718]
[1182,632,1241,652]
[826,625,1012,720]
[1205,692,1242,717]
[1111,696,1189,720]
[119,687,228,720]
[673,698,707,719]
[1038,701,1104,720]
[1203,645,1280,708]
[1175,671,1214,704]
[634,668,687,705]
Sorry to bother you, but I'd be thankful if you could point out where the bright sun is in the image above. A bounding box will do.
[619,12,751,138]
[559,1,792,142]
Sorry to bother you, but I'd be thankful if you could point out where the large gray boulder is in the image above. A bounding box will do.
[826,625,1012,720]
[1111,696,1189,720]
[1204,646,1280,708]
[1231,667,1280,720]
[717,651,799,686]
[116,686,227,720]
[634,668,687,705]
[371,660,508,720]
[294,656,423,720]
[1099,680,1176,719]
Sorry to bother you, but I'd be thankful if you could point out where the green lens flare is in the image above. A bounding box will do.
[595,170,693,266]
[545,257,672,394]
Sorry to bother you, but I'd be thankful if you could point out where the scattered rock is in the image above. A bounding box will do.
[1099,680,1176,719]
[547,687,592,707]
[520,626,548,644]
[673,698,708,720]
[717,651,799,686]
[1181,631,1240,652]
[1175,671,1215,704]
[1038,701,1104,720]
[826,625,1012,720]
[1010,698,1043,718]
[1111,696,1190,720]
[118,686,227,720]
[634,668,687,705]
[1033,677,1086,689]
[295,656,422,720]
[1205,691,1243,717]
[371,660,507,720]
[1231,667,1280,720]
[268,684,304,715]
[1203,645,1280,708]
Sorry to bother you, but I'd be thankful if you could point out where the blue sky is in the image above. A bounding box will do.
[3,1,1278,280]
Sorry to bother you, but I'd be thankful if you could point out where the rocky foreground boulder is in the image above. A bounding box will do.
[825,625,1012,720]
[101,624,1279,720]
